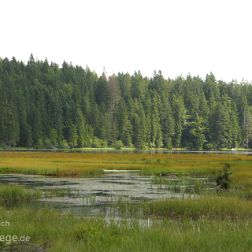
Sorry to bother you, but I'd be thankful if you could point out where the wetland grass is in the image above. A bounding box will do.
[0,206,251,252]
[141,196,252,220]
[0,185,40,207]
[0,151,252,251]
[0,151,252,187]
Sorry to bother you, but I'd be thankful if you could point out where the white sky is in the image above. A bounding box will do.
[0,0,252,82]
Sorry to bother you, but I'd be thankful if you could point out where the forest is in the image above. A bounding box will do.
[0,55,252,150]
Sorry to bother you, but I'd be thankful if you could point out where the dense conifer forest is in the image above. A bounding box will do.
[0,56,252,149]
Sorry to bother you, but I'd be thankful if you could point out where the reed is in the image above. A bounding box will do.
[0,207,251,252]
[141,196,252,219]
[0,185,40,207]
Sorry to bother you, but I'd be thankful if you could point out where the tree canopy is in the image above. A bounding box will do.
[0,56,252,149]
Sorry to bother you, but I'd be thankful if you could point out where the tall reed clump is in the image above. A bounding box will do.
[142,196,252,220]
[0,185,40,207]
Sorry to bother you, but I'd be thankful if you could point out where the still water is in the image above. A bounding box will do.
[0,171,216,218]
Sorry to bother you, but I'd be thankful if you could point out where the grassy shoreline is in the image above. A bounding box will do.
[0,205,251,252]
[0,147,251,152]
[0,151,252,251]
[0,151,252,186]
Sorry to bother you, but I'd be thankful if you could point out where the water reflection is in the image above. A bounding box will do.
[0,171,215,219]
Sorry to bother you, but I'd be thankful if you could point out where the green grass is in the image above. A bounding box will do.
[0,207,251,252]
[115,194,252,220]
[0,185,40,207]
[141,196,252,220]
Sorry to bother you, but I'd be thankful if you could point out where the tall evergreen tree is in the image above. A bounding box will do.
[0,56,251,150]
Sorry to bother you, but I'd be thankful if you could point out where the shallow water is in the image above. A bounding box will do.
[2,149,252,155]
[0,171,215,218]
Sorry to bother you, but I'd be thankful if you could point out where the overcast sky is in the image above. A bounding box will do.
[1,0,252,82]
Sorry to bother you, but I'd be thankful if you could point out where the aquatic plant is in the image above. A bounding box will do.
[216,163,232,190]
[0,185,40,207]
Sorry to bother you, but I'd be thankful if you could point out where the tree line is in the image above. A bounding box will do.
[0,56,252,150]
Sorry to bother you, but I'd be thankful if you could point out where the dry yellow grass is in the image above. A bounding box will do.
[0,152,251,186]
